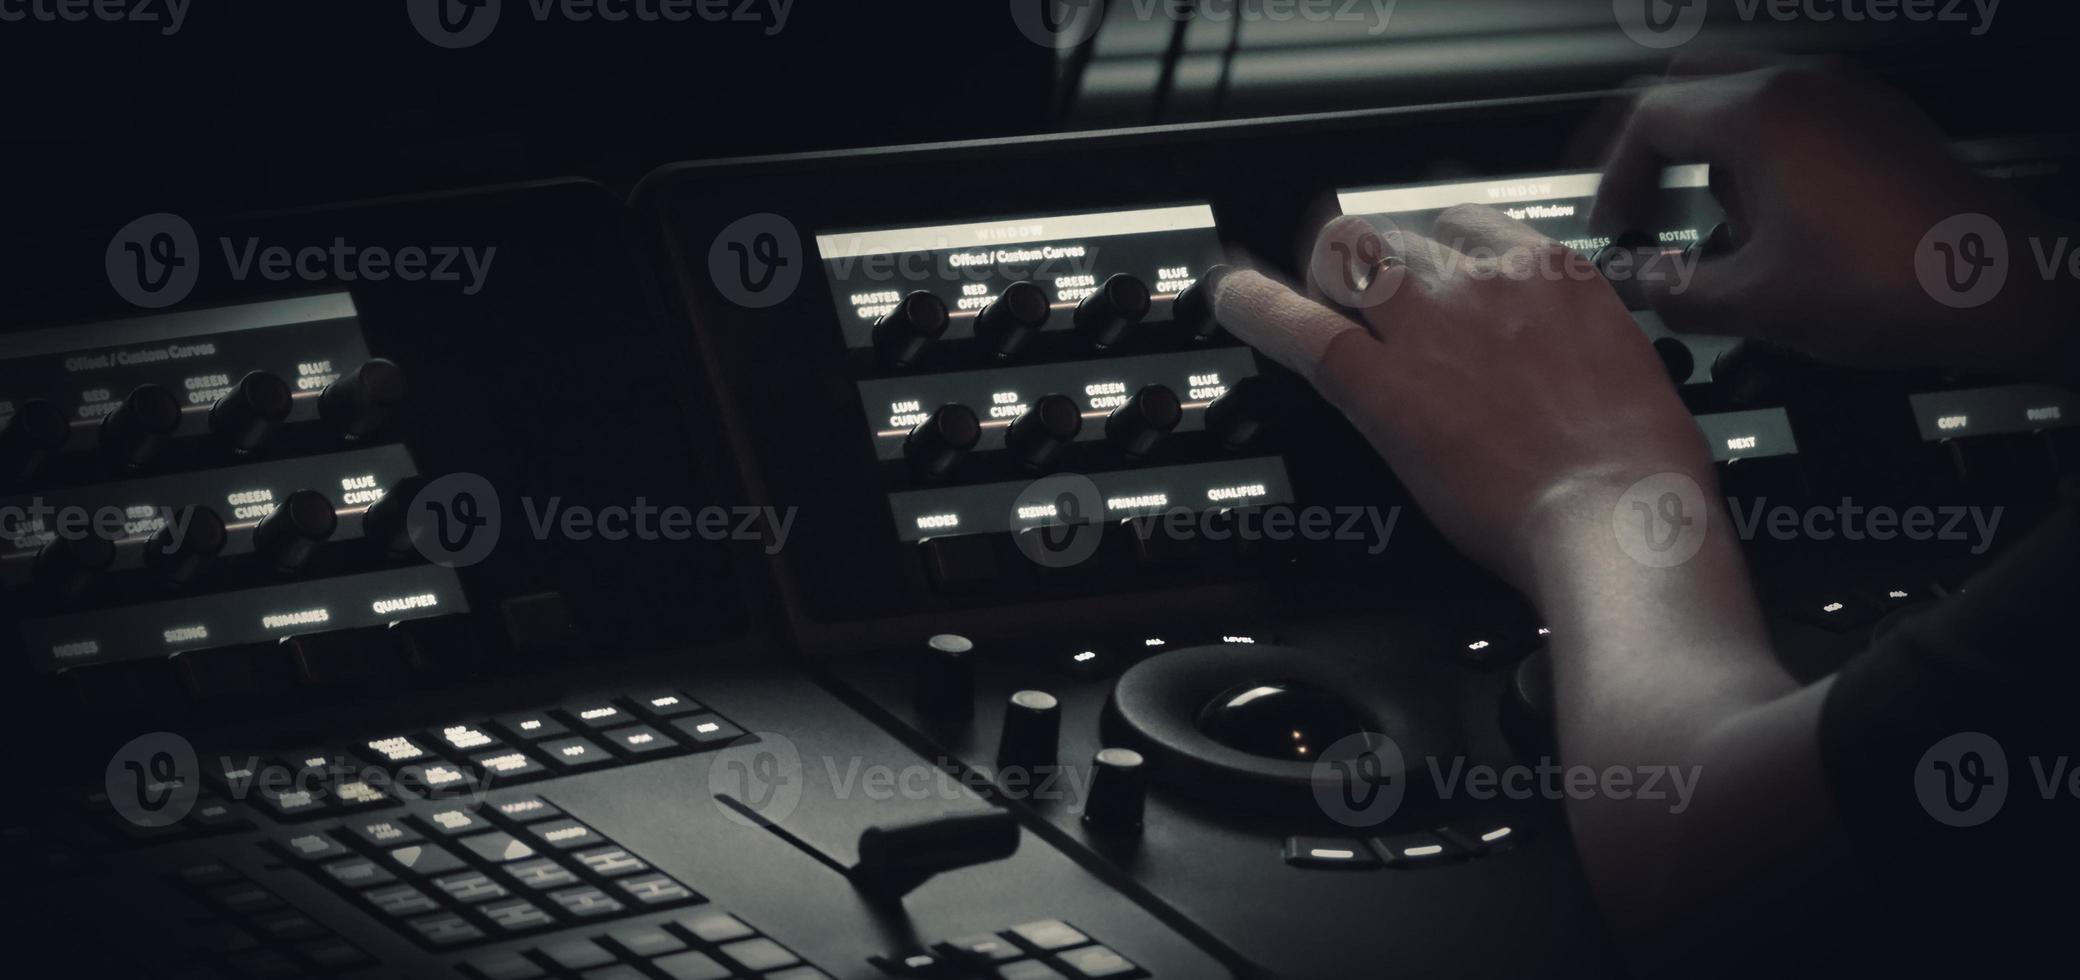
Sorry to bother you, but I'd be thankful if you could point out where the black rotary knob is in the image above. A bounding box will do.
[1592,229,1659,311]
[359,475,426,560]
[1073,274,1152,351]
[1105,384,1181,462]
[904,404,980,481]
[1652,338,1696,386]
[1,398,70,484]
[996,689,1060,773]
[1687,221,1739,264]
[913,633,977,723]
[254,489,338,575]
[145,505,228,590]
[209,371,293,455]
[1710,341,1782,407]
[1005,394,1084,472]
[1082,748,1147,833]
[1203,376,1269,451]
[100,384,183,471]
[1169,265,1230,343]
[872,292,951,370]
[33,533,116,601]
[319,359,407,442]
[975,281,1052,360]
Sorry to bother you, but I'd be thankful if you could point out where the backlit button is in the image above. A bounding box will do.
[651,951,733,980]
[999,963,1070,980]
[490,711,567,742]
[345,818,422,849]
[365,884,441,919]
[935,934,1021,963]
[398,762,478,798]
[538,736,615,771]
[432,870,510,904]
[332,777,392,810]
[538,937,617,972]
[471,748,550,784]
[670,714,746,749]
[280,831,348,863]
[523,818,602,851]
[1782,594,1880,633]
[1282,836,1380,869]
[431,724,501,755]
[549,884,626,918]
[387,842,467,876]
[673,912,756,945]
[1058,945,1142,979]
[505,858,579,892]
[460,951,545,980]
[575,847,649,878]
[1371,832,1466,868]
[458,831,536,864]
[718,938,799,972]
[420,805,490,837]
[480,897,555,934]
[253,786,328,821]
[617,872,700,907]
[321,857,396,889]
[560,702,631,731]
[406,912,484,948]
[605,924,686,958]
[490,796,564,824]
[1007,919,1089,952]
[1446,824,1523,856]
[600,724,683,759]
[628,690,704,719]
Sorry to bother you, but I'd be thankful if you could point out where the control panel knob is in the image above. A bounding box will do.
[1592,229,1659,310]
[209,371,293,455]
[1203,376,1269,450]
[1081,748,1147,833]
[1169,265,1230,342]
[903,404,980,481]
[996,689,1060,772]
[100,384,183,471]
[1073,274,1152,351]
[1652,338,1696,386]
[359,475,426,560]
[913,633,976,723]
[872,292,951,370]
[975,281,1052,360]
[1005,394,1084,472]
[1105,384,1181,461]
[145,505,228,590]
[253,489,338,575]
[319,359,407,442]
[1,398,70,484]
[34,533,116,601]
[1711,341,1780,407]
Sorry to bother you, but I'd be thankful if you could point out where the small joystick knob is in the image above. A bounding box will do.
[320,359,406,442]
[100,384,183,471]
[914,633,976,723]
[1203,376,1269,450]
[1169,265,1230,342]
[209,371,293,455]
[1073,274,1151,351]
[1081,748,1147,834]
[145,505,228,590]
[1105,384,1181,462]
[359,475,426,560]
[254,489,338,575]
[996,689,1060,772]
[975,281,1052,360]
[903,404,980,482]
[1005,394,1083,472]
[872,292,951,370]
[1,398,70,484]
[34,533,116,601]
